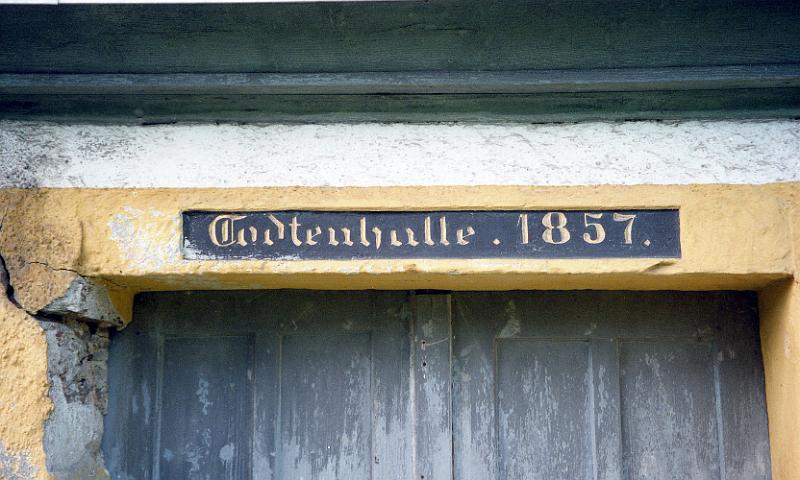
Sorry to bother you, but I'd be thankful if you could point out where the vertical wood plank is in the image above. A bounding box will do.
[495,339,593,479]
[101,318,159,479]
[413,294,453,480]
[371,293,413,480]
[714,293,772,480]
[620,340,720,480]
[158,336,254,480]
[451,293,500,480]
[591,339,622,480]
[252,331,278,480]
[277,333,372,479]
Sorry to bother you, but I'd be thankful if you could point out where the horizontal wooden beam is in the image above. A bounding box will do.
[3,2,800,74]
[3,65,800,95]
[2,2,798,121]
[3,87,799,123]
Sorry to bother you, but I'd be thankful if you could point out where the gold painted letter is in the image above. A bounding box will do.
[306,226,322,245]
[518,214,529,245]
[424,217,435,246]
[372,226,382,250]
[613,213,636,244]
[360,217,371,247]
[208,214,247,247]
[439,217,450,246]
[341,228,354,246]
[390,230,403,247]
[406,228,419,247]
[457,226,475,245]
[268,214,286,240]
[289,216,303,246]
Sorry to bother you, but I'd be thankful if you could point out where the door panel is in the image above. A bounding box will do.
[104,290,771,480]
[619,341,719,480]
[451,291,771,480]
[159,336,254,479]
[104,291,416,480]
[496,340,592,480]
[278,333,372,479]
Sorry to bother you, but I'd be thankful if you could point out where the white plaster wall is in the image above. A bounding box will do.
[1,120,798,187]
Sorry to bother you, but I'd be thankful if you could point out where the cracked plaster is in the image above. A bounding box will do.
[0,192,118,480]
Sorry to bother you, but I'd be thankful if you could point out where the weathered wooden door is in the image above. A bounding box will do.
[104,291,421,480]
[103,291,771,480]
[450,292,771,480]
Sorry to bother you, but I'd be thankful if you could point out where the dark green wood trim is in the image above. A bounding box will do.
[3,87,799,123]
[3,65,800,95]
[3,2,800,74]
[2,2,799,121]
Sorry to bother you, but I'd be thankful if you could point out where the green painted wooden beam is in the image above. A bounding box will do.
[3,88,798,123]
[2,2,800,74]
[3,65,800,95]
[2,2,799,121]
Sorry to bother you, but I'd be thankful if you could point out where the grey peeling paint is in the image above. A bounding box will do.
[105,290,771,479]
[104,291,419,479]
[450,291,771,480]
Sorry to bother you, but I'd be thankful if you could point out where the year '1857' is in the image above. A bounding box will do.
[182,210,680,260]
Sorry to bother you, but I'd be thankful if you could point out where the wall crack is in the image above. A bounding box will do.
[1,236,112,479]
[0,249,22,310]
[26,261,82,277]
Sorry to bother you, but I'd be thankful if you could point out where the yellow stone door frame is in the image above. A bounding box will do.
[1,183,798,478]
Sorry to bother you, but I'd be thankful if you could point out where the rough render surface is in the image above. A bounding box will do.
[1,120,799,188]
[0,254,50,479]
[0,192,82,315]
[0,295,111,480]
[56,185,800,285]
[760,281,800,480]
[1,193,116,479]
[759,186,800,480]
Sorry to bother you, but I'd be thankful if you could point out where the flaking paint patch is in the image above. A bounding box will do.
[108,207,181,271]
[196,379,212,416]
[498,300,521,338]
[218,443,234,465]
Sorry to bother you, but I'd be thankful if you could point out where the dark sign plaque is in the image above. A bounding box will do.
[183,210,680,260]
